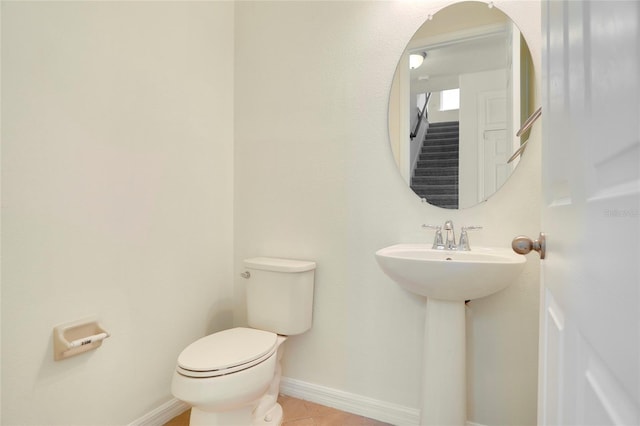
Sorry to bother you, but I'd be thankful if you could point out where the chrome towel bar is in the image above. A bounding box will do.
[516,106,542,137]
[508,106,542,164]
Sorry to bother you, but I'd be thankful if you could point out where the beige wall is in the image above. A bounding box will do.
[234,1,541,425]
[2,1,541,425]
[1,2,234,424]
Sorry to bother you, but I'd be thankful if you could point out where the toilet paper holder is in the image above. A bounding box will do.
[53,318,110,361]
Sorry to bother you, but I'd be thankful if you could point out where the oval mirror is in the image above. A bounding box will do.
[388,1,535,209]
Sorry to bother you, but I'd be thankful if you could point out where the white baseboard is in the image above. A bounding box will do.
[129,380,487,426]
[127,398,189,426]
[279,376,420,425]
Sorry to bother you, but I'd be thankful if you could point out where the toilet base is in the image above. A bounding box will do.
[189,401,282,426]
[190,406,253,426]
[181,336,288,426]
[255,402,283,426]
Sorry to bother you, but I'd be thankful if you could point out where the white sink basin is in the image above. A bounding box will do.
[375,243,526,301]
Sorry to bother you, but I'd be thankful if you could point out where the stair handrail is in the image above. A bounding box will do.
[410,93,431,140]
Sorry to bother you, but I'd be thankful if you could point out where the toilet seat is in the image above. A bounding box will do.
[177,327,277,379]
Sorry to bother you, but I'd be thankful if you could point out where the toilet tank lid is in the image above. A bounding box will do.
[244,257,316,272]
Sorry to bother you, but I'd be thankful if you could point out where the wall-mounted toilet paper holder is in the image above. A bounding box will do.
[53,318,110,361]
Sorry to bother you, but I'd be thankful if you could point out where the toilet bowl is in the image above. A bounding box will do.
[172,328,286,425]
[171,257,316,426]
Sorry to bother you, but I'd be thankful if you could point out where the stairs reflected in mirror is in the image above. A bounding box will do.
[411,121,459,209]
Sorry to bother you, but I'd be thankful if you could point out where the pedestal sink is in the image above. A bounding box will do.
[375,244,526,425]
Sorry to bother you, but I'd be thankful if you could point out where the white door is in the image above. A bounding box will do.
[539,1,640,424]
[478,90,508,203]
[482,128,510,203]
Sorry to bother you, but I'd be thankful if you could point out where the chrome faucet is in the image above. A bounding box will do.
[423,221,483,251]
[422,224,444,249]
[459,226,482,250]
[443,220,456,250]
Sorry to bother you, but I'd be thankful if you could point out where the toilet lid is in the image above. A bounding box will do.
[177,327,277,378]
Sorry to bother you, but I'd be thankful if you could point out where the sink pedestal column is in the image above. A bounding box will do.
[421,299,466,425]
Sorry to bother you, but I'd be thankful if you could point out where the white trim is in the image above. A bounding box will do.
[408,23,508,52]
[280,376,420,426]
[128,382,488,426]
[127,398,189,426]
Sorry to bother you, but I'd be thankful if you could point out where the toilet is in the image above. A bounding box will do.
[171,257,316,426]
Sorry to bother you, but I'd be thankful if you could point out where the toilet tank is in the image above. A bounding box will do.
[244,257,316,335]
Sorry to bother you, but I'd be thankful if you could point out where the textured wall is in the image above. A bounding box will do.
[1,1,541,425]
[1,2,235,424]
[234,1,541,425]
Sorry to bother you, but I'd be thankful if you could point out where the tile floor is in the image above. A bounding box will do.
[163,394,391,426]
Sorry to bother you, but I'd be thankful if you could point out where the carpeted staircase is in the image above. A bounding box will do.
[410,121,460,209]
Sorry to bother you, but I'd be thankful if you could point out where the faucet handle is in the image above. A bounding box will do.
[422,224,441,230]
[422,224,444,249]
[458,226,483,251]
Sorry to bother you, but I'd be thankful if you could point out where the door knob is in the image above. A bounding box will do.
[512,232,546,259]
